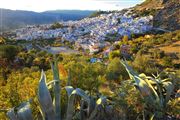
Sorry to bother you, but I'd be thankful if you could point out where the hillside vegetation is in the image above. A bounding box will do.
[0,0,180,119]
[0,30,180,119]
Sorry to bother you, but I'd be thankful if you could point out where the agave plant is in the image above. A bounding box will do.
[121,61,174,119]
[7,61,107,120]
[7,100,33,120]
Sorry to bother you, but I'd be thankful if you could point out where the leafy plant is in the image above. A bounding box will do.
[121,60,174,119]
[6,60,107,120]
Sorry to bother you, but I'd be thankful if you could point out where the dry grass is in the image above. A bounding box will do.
[159,41,180,54]
[158,40,180,63]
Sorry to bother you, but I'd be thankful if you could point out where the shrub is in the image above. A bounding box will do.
[0,45,19,62]
[121,61,175,119]
[109,50,121,60]
[50,22,64,29]
[6,61,108,120]
[106,58,129,81]
[162,56,173,67]
[152,49,165,59]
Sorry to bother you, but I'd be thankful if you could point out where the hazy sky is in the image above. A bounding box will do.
[0,0,143,12]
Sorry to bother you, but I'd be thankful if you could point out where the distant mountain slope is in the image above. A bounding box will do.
[134,0,180,31]
[0,9,94,32]
[153,0,180,31]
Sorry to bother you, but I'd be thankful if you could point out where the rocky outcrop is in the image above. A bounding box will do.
[135,0,180,31]
[153,0,180,31]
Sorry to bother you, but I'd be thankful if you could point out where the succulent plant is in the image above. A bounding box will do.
[7,100,33,120]
[7,61,107,120]
[121,60,174,119]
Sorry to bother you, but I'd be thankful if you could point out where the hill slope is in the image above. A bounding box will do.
[153,0,180,31]
[135,0,180,31]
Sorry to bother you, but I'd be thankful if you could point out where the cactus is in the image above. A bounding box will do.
[7,61,107,120]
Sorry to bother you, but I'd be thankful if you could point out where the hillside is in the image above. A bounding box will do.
[135,0,180,31]
[0,9,94,32]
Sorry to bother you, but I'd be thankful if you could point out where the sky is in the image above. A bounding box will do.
[0,0,144,12]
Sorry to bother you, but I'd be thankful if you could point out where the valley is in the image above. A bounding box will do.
[0,0,180,120]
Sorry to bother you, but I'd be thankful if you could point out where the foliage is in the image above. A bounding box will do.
[138,9,157,16]
[0,30,180,119]
[106,58,129,81]
[0,45,19,62]
[162,56,173,67]
[121,61,175,119]
[50,22,64,29]
[122,35,129,43]
[151,49,165,59]
[0,37,6,44]
[109,50,121,60]
[89,11,108,18]
[116,80,144,120]
[64,60,105,94]
[132,52,159,75]
[6,61,108,120]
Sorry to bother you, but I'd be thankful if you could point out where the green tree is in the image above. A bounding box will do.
[50,22,64,29]
[0,45,19,62]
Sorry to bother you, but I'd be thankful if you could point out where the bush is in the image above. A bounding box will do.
[106,58,129,81]
[151,49,165,59]
[50,22,64,29]
[162,56,173,67]
[132,53,158,74]
[109,50,121,60]
[0,45,19,62]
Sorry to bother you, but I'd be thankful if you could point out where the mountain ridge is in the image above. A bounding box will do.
[0,9,94,32]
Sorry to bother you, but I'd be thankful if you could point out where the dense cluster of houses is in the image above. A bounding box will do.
[13,9,153,54]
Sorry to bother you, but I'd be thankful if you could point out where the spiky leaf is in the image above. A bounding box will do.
[38,70,55,120]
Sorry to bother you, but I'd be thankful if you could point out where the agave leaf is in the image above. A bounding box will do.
[148,79,157,85]
[121,61,150,95]
[38,106,45,120]
[139,73,147,79]
[66,89,76,120]
[47,80,59,86]
[121,60,160,105]
[7,108,18,120]
[150,114,155,120]
[65,86,74,97]
[163,81,174,104]
[134,75,153,97]
[75,88,90,103]
[16,101,33,120]
[143,76,160,103]
[121,61,139,78]
[51,61,61,120]
[38,70,55,120]
[88,96,107,120]
[66,87,90,120]
[162,78,171,82]
[80,100,88,120]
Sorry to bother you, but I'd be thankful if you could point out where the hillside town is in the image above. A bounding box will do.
[11,9,153,53]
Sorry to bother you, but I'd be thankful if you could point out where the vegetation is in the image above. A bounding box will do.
[50,22,65,29]
[89,11,109,18]
[0,30,179,119]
